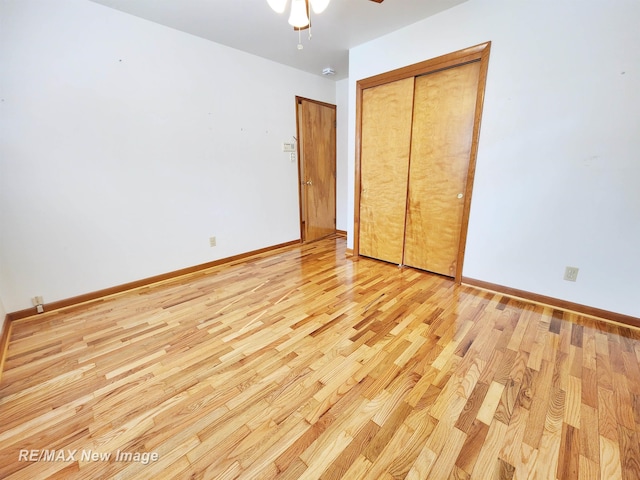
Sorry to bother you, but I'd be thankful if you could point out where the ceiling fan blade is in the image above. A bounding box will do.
[369,0,384,3]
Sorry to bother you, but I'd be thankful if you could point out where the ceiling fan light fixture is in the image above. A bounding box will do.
[309,0,330,14]
[267,0,288,14]
[288,0,310,28]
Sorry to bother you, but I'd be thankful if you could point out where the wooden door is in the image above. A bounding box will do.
[403,61,481,276]
[298,98,336,242]
[358,77,415,264]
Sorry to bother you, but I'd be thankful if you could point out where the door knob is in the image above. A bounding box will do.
[306,180,313,186]
[457,193,464,199]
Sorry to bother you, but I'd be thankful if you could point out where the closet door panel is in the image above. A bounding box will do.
[403,61,481,275]
[359,77,414,264]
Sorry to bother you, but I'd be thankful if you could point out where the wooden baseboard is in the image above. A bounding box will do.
[336,230,347,238]
[462,276,640,329]
[6,240,300,323]
[0,318,12,383]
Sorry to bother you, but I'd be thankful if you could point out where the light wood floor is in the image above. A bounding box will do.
[1,236,639,479]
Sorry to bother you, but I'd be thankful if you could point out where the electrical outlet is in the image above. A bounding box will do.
[564,266,579,282]
[32,296,44,313]
[209,236,216,247]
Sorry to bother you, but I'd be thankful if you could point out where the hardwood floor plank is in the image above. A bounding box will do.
[455,418,489,475]
[579,454,601,480]
[470,418,508,478]
[598,387,619,442]
[319,420,378,480]
[564,373,582,428]
[0,237,638,479]
[476,380,505,426]
[455,381,490,433]
[580,403,601,464]
[384,414,437,478]
[523,360,554,449]
[557,422,580,480]
[600,435,623,480]
[533,387,565,479]
[493,378,520,425]
[617,424,640,480]
[423,426,466,479]
[498,402,530,467]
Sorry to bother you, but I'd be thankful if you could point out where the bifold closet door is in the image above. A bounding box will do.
[359,77,414,264]
[403,61,481,276]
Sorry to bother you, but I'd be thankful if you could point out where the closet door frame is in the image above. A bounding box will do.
[353,42,491,283]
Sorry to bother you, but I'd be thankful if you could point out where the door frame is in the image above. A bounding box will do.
[353,42,491,283]
[295,96,337,243]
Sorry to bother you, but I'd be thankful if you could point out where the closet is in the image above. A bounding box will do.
[355,43,490,281]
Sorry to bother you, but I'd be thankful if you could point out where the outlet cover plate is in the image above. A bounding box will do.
[564,266,579,282]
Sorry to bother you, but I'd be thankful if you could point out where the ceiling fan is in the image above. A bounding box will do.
[267,0,383,31]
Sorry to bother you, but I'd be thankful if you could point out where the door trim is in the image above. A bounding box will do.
[295,96,337,243]
[354,42,491,283]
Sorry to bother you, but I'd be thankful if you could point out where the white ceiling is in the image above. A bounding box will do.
[88,0,466,80]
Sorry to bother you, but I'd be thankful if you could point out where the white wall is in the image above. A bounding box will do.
[0,0,336,312]
[335,78,348,231]
[348,0,640,317]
